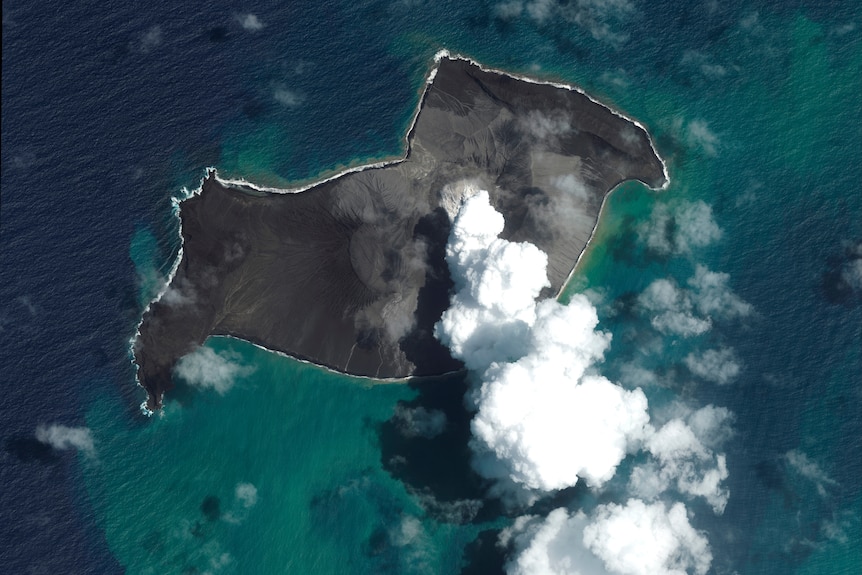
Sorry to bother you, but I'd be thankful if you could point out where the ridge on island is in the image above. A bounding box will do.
[133,54,667,412]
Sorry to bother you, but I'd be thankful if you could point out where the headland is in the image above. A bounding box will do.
[133,53,667,411]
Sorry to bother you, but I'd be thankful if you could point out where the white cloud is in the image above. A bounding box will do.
[844,259,862,291]
[495,0,524,19]
[522,111,574,142]
[161,278,196,307]
[618,361,661,388]
[785,450,837,497]
[391,515,425,547]
[684,347,741,385]
[638,266,751,337]
[583,500,712,575]
[525,0,553,22]
[174,346,254,395]
[139,25,162,52]
[638,279,712,337]
[35,424,95,457]
[235,482,258,508]
[504,501,713,575]
[502,509,607,575]
[274,86,304,108]
[600,68,630,89]
[551,174,591,202]
[681,50,730,79]
[494,0,634,44]
[528,0,634,44]
[437,191,650,496]
[639,201,723,256]
[394,405,447,439]
[629,406,730,513]
[831,22,857,36]
[389,515,435,574]
[688,265,753,320]
[223,482,259,524]
[435,190,550,372]
[685,120,719,156]
[435,192,732,574]
[472,355,650,492]
[238,13,264,31]
[683,404,735,449]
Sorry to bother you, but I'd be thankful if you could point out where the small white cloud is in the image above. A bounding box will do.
[140,25,163,52]
[639,201,723,256]
[274,86,303,108]
[685,120,719,156]
[17,296,37,316]
[35,424,95,457]
[388,515,435,573]
[633,408,732,513]
[785,450,837,497]
[639,266,752,337]
[600,68,630,89]
[391,515,424,547]
[688,265,753,320]
[223,482,259,524]
[174,346,254,395]
[675,202,723,253]
[618,362,661,388]
[684,404,735,449]
[235,482,258,508]
[522,110,574,142]
[394,406,447,439]
[638,278,712,337]
[521,0,634,44]
[238,13,265,31]
[842,249,862,291]
[160,279,196,307]
[681,50,729,79]
[831,22,856,36]
[684,347,741,385]
[495,0,524,20]
[550,174,590,202]
[525,0,553,22]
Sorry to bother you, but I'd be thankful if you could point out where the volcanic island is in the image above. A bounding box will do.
[133,54,667,412]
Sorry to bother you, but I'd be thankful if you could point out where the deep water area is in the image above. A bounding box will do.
[2,0,860,573]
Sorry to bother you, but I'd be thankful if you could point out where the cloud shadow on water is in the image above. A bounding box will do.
[4,434,59,463]
[459,528,507,575]
[399,208,463,375]
[377,372,504,524]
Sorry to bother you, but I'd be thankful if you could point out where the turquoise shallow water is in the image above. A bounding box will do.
[84,337,489,574]
[6,1,857,573]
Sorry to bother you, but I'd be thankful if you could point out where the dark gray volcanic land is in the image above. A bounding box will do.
[134,56,666,410]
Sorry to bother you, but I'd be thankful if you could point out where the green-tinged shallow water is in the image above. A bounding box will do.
[84,337,490,574]
[84,6,861,575]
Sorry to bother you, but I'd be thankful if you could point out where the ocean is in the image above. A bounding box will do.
[1,0,860,573]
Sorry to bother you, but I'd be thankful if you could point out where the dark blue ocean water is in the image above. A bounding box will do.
[2,0,860,573]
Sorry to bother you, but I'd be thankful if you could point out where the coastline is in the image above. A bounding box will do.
[130,51,668,415]
[210,49,668,198]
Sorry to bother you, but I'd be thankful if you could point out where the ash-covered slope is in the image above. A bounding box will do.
[134,55,666,411]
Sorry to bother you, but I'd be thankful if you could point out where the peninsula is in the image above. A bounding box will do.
[133,54,667,411]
